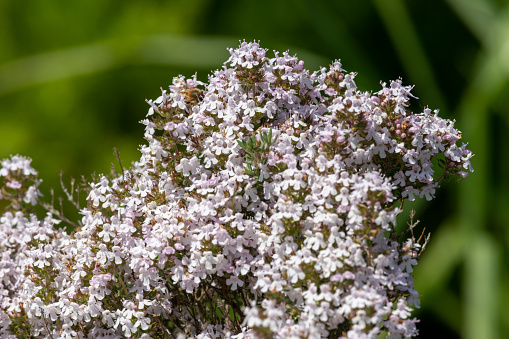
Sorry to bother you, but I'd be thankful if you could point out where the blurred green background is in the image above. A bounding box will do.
[0,0,507,338]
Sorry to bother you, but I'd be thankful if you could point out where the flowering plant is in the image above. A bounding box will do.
[0,41,473,338]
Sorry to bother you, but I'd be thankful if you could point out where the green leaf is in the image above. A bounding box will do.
[261,131,268,144]
[247,136,256,149]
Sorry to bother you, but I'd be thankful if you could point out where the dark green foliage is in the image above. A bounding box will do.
[237,129,277,183]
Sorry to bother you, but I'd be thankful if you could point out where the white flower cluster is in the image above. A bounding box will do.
[0,41,473,338]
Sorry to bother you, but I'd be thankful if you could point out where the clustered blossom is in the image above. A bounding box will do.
[0,41,473,338]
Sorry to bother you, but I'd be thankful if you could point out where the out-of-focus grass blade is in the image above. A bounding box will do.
[427,289,461,334]
[0,35,237,96]
[445,0,495,42]
[381,1,509,338]
[464,233,500,339]
[139,35,331,73]
[372,0,447,111]
[450,2,509,339]
[493,7,509,84]
[501,273,509,335]
[456,73,505,339]
[414,218,465,298]
[136,35,235,69]
[414,218,465,332]
[0,43,115,96]
[0,34,332,97]
[456,59,499,339]
[446,2,509,95]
